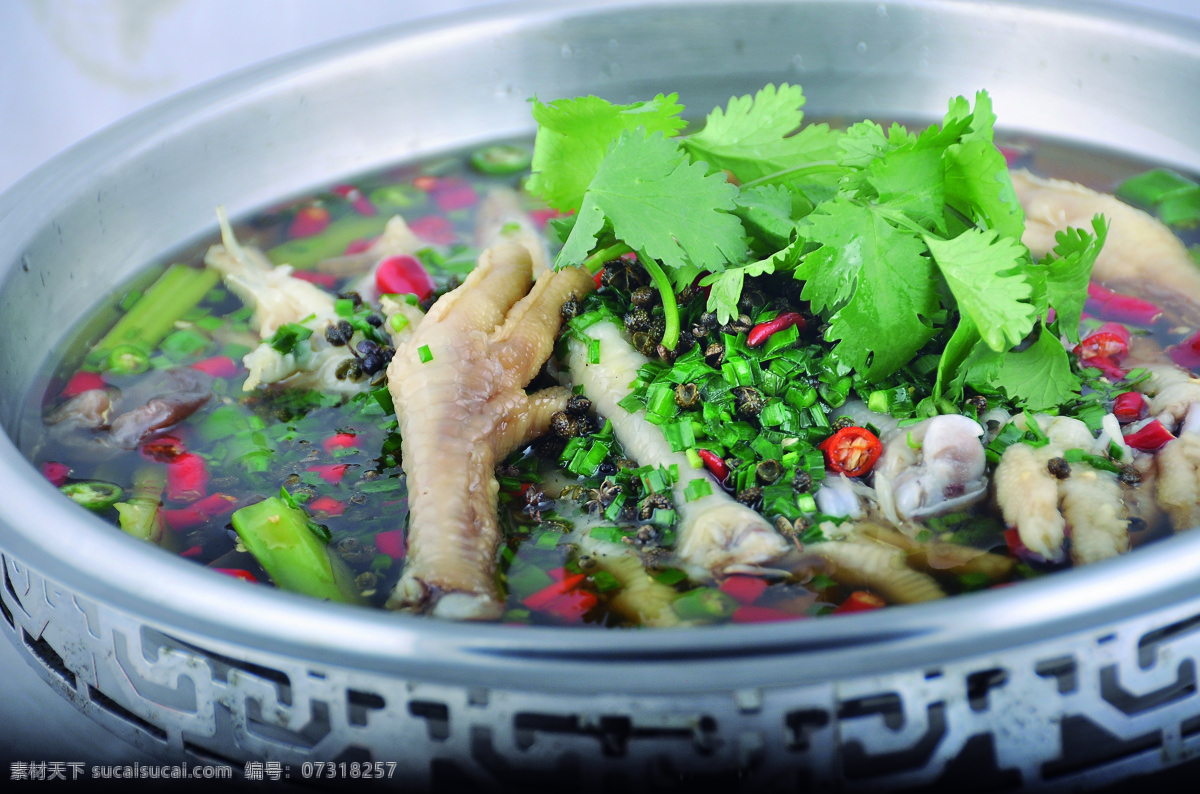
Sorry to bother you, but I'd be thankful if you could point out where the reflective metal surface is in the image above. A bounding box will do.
[2,0,1200,787]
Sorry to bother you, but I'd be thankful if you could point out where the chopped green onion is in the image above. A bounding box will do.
[418,345,433,363]
[684,478,713,502]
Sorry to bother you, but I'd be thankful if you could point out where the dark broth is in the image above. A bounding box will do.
[17,130,1200,627]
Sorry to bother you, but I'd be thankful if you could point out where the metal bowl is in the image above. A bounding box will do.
[3,0,1200,788]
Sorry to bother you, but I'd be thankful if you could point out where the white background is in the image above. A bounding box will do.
[0,0,1197,769]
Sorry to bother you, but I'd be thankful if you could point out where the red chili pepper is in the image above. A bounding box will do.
[166,453,208,502]
[180,545,203,558]
[1085,282,1163,326]
[214,568,258,583]
[1167,328,1200,369]
[190,355,239,379]
[833,591,886,615]
[192,492,238,518]
[342,237,377,255]
[306,464,349,484]
[1004,527,1028,558]
[1074,330,1129,362]
[412,175,440,192]
[541,589,599,622]
[161,507,206,531]
[61,371,106,398]
[140,434,187,463]
[291,270,340,288]
[544,567,568,581]
[1112,392,1148,423]
[529,208,562,229]
[330,184,376,216]
[732,605,798,623]
[523,573,587,610]
[819,427,883,478]
[593,268,604,290]
[287,205,331,239]
[746,312,806,348]
[41,461,70,487]
[375,254,435,301]
[322,433,359,454]
[409,215,456,245]
[431,182,478,213]
[719,575,769,605]
[374,530,406,559]
[1124,419,1176,452]
[309,495,345,517]
[1080,356,1128,381]
[696,449,729,482]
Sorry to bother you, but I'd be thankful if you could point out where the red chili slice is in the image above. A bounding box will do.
[41,461,71,487]
[309,495,345,517]
[523,574,587,611]
[322,433,359,454]
[192,492,239,518]
[214,568,258,583]
[1085,283,1163,326]
[190,355,238,379]
[819,427,883,478]
[1167,328,1200,369]
[61,371,105,398]
[696,449,730,482]
[166,453,208,502]
[331,184,376,216]
[592,268,604,290]
[287,205,331,239]
[1074,330,1129,362]
[833,591,886,615]
[1080,355,1128,381]
[161,507,206,531]
[375,530,406,559]
[375,254,435,301]
[731,605,797,624]
[1112,392,1148,423]
[409,215,456,245]
[291,270,340,288]
[306,464,349,484]
[746,312,806,348]
[719,575,769,605]
[1124,419,1175,452]
[140,434,187,463]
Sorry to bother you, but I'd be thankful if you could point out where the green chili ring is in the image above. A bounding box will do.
[60,481,124,511]
[469,144,533,175]
[106,344,151,375]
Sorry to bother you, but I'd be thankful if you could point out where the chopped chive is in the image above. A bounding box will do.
[684,478,713,502]
[418,345,433,363]
[388,313,410,333]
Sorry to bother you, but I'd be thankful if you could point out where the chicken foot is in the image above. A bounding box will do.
[384,241,594,619]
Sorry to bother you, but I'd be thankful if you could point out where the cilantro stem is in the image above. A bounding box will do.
[739,161,844,190]
[638,254,680,351]
[581,242,632,274]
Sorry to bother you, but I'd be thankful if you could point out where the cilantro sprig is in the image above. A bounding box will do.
[528,83,1107,412]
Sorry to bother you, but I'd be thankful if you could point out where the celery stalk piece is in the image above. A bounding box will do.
[90,264,221,365]
[114,466,166,544]
[267,215,389,269]
[230,497,364,604]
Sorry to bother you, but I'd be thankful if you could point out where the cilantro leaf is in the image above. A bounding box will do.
[733,184,796,250]
[925,228,1034,352]
[797,198,938,379]
[944,137,1024,240]
[962,324,1080,411]
[556,130,744,274]
[527,94,686,211]
[866,144,946,232]
[1042,215,1108,343]
[701,233,803,323]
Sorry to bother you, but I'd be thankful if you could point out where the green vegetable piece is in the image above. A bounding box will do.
[267,215,388,269]
[470,143,533,175]
[1157,186,1200,228]
[114,466,166,543]
[159,327,211,362]
[230,497,364,604]
[418,345,433,363]
[1116,168,1197,208]
[90,264,220,364]
[672,587,738,621]
[106,344,151,375]
[60,481,123,511]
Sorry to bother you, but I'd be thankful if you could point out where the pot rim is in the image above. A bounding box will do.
[3,0,1200,693]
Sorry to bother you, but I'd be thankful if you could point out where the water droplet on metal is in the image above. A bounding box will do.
[608,38,620,51]
[856,41,868,54]
[791,53,805,72]
[877,3,887,17]
[561,44,573,59]
[603,61,622,77]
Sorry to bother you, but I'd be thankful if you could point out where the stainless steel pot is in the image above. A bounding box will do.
[3,0,1200,789]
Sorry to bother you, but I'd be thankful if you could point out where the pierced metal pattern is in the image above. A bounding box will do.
[6,549,1200,791]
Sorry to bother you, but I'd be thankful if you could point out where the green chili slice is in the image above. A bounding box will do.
[60,481,124,511]
[469,144,533,175]
[106,344,150,375]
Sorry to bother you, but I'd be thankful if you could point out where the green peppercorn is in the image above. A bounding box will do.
[675,382,700,409]
[624,307,652,333]
[793,470,814,493]
[831,416,857,431]
[638,492,674,520]
[630,286,657,307]
[1047,457,1071,479]
[565,395,592,416]
[733,386,766,419]
[550,411,582,439]
[756,459,782,484]
[704,342,725,367]
[735,487,764,510]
